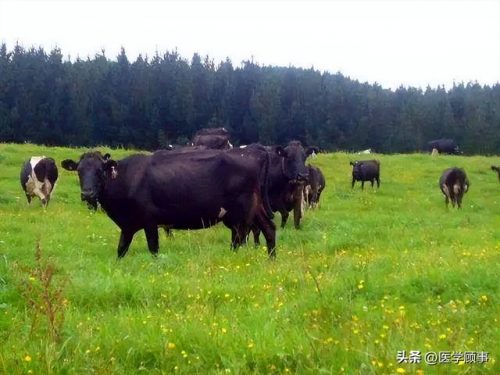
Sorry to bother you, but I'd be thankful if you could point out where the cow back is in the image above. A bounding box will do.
[353,159,380,180]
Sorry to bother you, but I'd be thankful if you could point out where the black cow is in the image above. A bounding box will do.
[304,165,326,209]
[269,141,319,228]
[439,167,469,208]
[192,127,232,150]
[350,159,380,189]
[491,166,500,182]
[20,156,58,207]
[61,150,276,258]
[250,141,318,246]
[428,139,460,154]
[164,143,274,219]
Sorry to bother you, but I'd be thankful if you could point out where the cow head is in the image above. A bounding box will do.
[275,141,318,183]
[61,151,117,210]
[350,160,361,173]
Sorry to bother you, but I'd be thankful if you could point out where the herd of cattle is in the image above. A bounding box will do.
[18,129,499,259]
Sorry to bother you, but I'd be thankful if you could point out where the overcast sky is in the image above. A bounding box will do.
[1,0,499,90]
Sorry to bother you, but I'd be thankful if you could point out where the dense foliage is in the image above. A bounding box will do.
[0,44,499,153]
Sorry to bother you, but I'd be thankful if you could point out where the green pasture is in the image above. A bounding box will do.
[0,143,498,374]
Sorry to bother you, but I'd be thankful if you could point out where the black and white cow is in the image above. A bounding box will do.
[20,156,58,207]
[304,165,326,209]
[439,167,469,208]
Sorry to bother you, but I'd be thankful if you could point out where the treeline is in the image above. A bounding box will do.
[0,44,499,153]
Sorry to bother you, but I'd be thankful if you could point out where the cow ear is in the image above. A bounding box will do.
[103,153,111,161]
[104,160,118,179]
[349,161,354,166]
[275,146,286,157]
[61,159,78,171]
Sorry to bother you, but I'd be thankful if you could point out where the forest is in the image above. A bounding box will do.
[0,44,499,154]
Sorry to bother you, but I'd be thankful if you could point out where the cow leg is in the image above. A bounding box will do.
[442,185,451,208]
[293,207,301,229]
[449,191,455,208]
[361,181,365,190]
[293,198,303,229]
[231,228,238,249]
[370,179,374,187]
[117,230,134,258]
[254,207,276,258]
[351,178,355,189]
[280,210,289,228]
[376,177,380,188]
[25,194,32,204]
[310,189,318,209]
[160,225,173,238]
[250,224,261,246]
[231,226,247,250]
[458,191,465,208]
[145,225,159,256]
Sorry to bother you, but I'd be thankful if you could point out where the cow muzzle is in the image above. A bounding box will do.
[81,193,98,210]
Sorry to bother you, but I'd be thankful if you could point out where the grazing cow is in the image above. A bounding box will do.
[20,156,58,207]
[350,159,380,189]
[61,150,276,258]
[192,127,232,150]
[439,167,469,208]
[491,166,500,182]
[304,165,326,209]
[428,139,460,154]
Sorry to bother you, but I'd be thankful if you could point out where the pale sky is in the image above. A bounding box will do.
[0,0,499,90]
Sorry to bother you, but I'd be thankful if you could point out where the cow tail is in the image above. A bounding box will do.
[262,149,274,219]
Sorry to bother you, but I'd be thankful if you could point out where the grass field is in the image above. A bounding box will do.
[0,143,498,374]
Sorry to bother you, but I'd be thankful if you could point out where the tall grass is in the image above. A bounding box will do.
[0,143,498,374]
